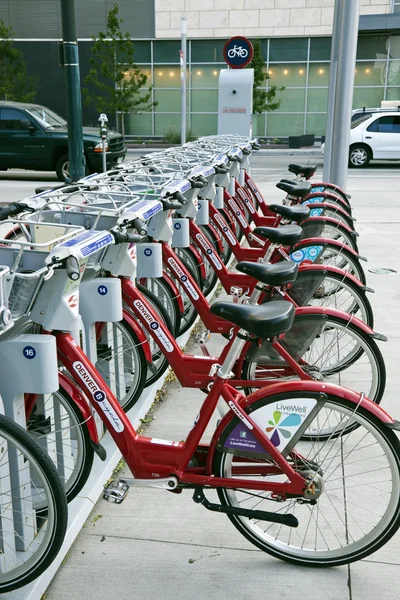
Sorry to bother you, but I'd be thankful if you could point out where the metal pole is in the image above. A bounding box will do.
[102,139,107,172]
[329,0,360,190]
[181,17,187,146]
[60,0,85,182]
[323,0,343,183]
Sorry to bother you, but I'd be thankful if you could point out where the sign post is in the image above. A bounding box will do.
[218,36,254,136]
[180,17,187,146]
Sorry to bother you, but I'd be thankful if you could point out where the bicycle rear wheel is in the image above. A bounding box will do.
[242,313,385,409]
[0,414,67,593]
[290,241,366,284]
[213,392,400,567]
[288,270,374,327]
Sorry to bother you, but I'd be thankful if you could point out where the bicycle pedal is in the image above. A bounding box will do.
[103,479,129,504]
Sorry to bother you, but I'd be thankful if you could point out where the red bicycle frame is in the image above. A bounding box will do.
[54,330,394,491]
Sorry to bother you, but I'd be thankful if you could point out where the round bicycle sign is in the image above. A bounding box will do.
[223,36,254,69]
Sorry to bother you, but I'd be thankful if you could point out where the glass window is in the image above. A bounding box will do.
[124,113,152,137]
[275,88,306,112]
[351,114,372,129]
[191,89,218,112]
[308,63,330,86]
[353,87,385,108]
[252,114,266,137]
[0,108,25,130]
[307,88,328,112]
[191,114,218,136]
[387,60,400,86]
[305,113,327,136]
[191,39,228,63]
[355,61,386,86]
[269,38,308,62]
[367,115,400,133]
[133,41,151,63]
[154,114,181,135]
[268,64,306,86]
[385,87,400,102]
[121,66,152,87]
[191,65,223,88]
[356,35,388,60]
[154,90,181,112]
[154,66,180,88]
[153,40,181,63]
[267,113,304,137]
[310,38,331,61]
[389,35,400,58]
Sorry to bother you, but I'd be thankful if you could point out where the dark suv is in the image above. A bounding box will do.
[0,101,126,181]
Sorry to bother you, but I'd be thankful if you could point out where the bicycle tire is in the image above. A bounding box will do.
[241,313,385,410]
[134,282,175,387]
[300,219,358,251]
[288,269,374,327]
[137,277,181,338]
[290,240,366,284]
[97,317,148,410]
[212,391,400,567]
[0,414,68,593]
[27,385,94,505]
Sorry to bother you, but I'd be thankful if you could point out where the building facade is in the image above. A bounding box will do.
[3,0,400,138]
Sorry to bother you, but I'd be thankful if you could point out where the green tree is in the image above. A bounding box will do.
[0,19,38,102]
[249,41,284,114]
[83,3,156,137]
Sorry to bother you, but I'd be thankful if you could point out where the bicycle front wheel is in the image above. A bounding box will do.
[0,415,67,593]
[213,392,400,567]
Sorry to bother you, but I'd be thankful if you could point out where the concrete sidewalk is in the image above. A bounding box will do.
[46,171,400,600]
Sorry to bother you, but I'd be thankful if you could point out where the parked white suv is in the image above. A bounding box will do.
[349,111,400,168]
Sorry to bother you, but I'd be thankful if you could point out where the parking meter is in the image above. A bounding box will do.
[98,113,108,172]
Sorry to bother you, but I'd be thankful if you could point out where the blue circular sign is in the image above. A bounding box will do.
[144,248,153,257]
[23,346,36,359]
[150,321,159,330]
[223,36,254,69]
[174,223,182,230]
[98,285,108,296]
[94,390,105,402]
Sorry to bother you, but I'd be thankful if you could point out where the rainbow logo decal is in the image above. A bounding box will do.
[266,410,302,447]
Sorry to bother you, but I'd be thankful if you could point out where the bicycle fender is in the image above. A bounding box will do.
[3,225,22,239]
[310,182,351,201]
[58,371,101,448]
[297,264,371,290]
[301,216,357,236]
[304,191,351,210]
[293,237,362,259]
[293,305,378,337]
[162,271,185,315]
[122,307,152,364]
[187,244,207,280]
[206,380,395,475]
[299,202,355,222]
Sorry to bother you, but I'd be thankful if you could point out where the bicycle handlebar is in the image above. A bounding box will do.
[190,181,204,189]
[214,166,229,174]
[131,217,147,236]
[0,203,31,221]
[162,199,185,211]
[172,191,188,205]
[65,256,80,281]
[112,230,146,245]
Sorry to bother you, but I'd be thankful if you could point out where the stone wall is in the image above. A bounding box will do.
[155,0,391,38]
